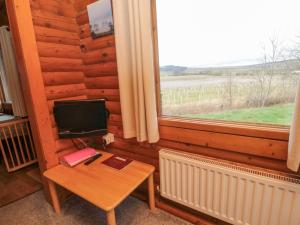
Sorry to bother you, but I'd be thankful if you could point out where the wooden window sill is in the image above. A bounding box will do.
[159,116,289,141]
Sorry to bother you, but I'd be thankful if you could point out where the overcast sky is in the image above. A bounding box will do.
[156,0,300,67]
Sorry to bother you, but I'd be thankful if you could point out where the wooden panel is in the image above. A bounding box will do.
[106,101,121,114]
[87,95,120,102]
[34,26,80,46]
[112,138,159,160]
[43,72,85,86]
[85,76,119,89]
[80,35,115,52]
[159,118,289,141]
[31,10,79,33]
[82,47,116,64]
[40,57,83,72]
[37,42,82,59]
[76,9,89,25]
[83,62,118,77]
[85,88,119,97]
[108,114,122,125]
[159,126,287,160]
[30,0,77,17]
[79,23,91,39]
[55,139,75,151]
[45,83,86,100]
[157,139,290,173]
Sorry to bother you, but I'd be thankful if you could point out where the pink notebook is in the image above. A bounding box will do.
[60,148,98,167]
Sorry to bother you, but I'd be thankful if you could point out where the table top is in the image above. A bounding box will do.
[43,150,155,211]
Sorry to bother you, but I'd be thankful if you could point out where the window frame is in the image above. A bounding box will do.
[151,0,290,140]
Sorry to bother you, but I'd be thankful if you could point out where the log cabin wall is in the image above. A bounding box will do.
[74,0,292,179]
[30,0,87,161]
[74,0,161,185]
[23,0,293,223]
[27,0,293,193]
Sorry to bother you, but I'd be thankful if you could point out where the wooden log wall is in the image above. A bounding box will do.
[30,0,87,159]
[26,0,295,223]
[74,0,294,178]
[27,0,294,196]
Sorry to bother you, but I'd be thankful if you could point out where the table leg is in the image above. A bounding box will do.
[48,180,61,215]
[147,173,155,210]
[106,209,116,225]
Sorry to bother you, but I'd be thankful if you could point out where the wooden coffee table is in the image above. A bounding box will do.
[43,150,155,225]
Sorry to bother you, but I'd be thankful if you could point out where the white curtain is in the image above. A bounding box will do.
[287,82,300,172]
[112,0,159,143]
[0,26,27,117]
[0,55,7,103]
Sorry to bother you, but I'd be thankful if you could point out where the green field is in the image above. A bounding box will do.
[185,103,294,125]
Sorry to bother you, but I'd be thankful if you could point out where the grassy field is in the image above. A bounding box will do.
[185,103,294,125]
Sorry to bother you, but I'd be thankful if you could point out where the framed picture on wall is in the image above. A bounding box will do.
[87,0,114,39]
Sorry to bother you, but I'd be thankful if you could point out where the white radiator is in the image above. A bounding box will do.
[159,149,300,225]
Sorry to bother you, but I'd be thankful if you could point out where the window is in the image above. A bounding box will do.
[155,0,300,126]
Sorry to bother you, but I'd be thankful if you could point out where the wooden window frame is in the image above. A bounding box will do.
[151,0,289,141]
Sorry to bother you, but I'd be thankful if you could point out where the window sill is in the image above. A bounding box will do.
[158,116,289,141]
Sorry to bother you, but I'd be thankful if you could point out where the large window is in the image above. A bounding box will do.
[155,0,300,126]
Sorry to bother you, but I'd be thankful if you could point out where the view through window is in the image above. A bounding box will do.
[156,0,300,125]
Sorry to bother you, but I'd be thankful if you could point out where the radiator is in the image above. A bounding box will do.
[159,149,300,225]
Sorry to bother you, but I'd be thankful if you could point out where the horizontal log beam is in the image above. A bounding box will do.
[159,118,289,141]
[76,9,89,25]
[83,62,117,77]
[40,57,83,72]
[37,42,82,59]
[79,23,90,39]
[85,88,119,96]
[80,35,115,52]
[34,26,80,46]
[45,83,86,100]
[85,76,119,89]
[157,139,291,174]
[30,0,76,17]
[82,47,116,64]
[106,101,121,114]
[159,126,288,160]
[111,137,159,160]
[43,72,85,86]
[55,139,75,151]
[31,9,79,33]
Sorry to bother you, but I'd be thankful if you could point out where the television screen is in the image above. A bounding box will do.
[53,99,109,138]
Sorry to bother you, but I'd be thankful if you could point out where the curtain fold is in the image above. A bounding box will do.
[0,26,27,117]
[0,55,7,104]
[287,82,300,172]
[112,0,159,143]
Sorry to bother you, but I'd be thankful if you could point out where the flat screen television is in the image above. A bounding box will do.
[53,99,109,139]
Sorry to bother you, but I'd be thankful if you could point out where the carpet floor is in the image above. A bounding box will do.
[0,164,42,207]
[0,191,192,225]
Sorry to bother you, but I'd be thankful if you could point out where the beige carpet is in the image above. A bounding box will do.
[0,191,192,225]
